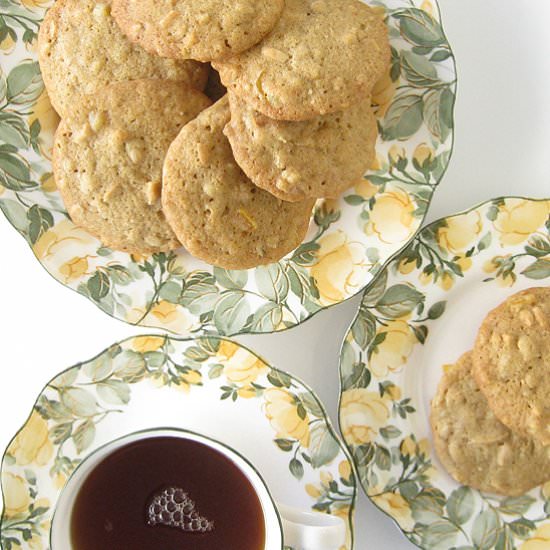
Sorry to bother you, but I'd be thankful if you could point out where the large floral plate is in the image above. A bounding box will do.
[1,336,356,549]
[338,197,550,549]
[0,0,456,336]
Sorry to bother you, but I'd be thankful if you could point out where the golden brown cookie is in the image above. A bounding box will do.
[213,0,390,121]
[38,0,208,118]
[431,352,550,496]
[111,0,284,62]
[162,98,314,269]
[225,92,377,202]
[473,287,550,445]
[53,80,211,254]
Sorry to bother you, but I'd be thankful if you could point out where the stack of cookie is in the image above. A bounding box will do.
[40,0,391,269]
[431,287,550,496]
[39,0,213,254]
[215,0,389,203]
[160,0,391,268]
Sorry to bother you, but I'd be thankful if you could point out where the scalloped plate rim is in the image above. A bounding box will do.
[0,334,358,549]
[0,0,458,338]
[337,194,550,550]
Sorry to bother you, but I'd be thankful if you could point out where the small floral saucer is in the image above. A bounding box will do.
[0,0,456,336]
[338,197,550,549]
[1,337,356,549]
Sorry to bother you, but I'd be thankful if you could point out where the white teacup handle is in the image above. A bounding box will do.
[277,503,346,550]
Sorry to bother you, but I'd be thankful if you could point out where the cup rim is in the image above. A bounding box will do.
[49,426,284,550]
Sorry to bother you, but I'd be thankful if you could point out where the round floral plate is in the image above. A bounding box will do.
[0,0,456,336]
[338,197,550,549]
[1,336,356,550]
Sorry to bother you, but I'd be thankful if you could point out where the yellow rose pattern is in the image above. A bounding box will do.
[2,473,31,517]
[0,0,455,338]
[1,337,354,549]
[493,198,550,246]
[27,89,59,159]
[311,231,371,306]
[264,388,311,447]
[437,210,483,253]
[8,411,53,466]
[304,464,355,549]
[340,389,390,445]
[371,492,414,532]
[216,340,268,398]
[521,524,550,550]
[340,198,550,548]
[369,320,417,378]
[364,188,417,245]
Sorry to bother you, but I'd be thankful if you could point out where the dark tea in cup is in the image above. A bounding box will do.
[69,436,267,550]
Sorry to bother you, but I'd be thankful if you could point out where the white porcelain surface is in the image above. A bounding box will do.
[1,1,550,548]
[338,196,550,548]
[0,0,456,339]
[1,337,354,549]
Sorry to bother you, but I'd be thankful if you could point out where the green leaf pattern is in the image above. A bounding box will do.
[1,337,355,549]
[339,198,550,549]
[0,0,456,336]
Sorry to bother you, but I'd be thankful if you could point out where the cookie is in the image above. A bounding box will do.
[225,92,377,202]
[162,98,315,269]
[213,0,390,121]
[53,80,211,254]
[473,287,550,445]
[38,0,208,118]
[112,0,284,62]
[431,352,550,496]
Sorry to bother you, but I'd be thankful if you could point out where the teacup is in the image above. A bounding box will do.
[51,428,346,550]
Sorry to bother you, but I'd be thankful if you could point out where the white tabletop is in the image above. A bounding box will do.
[1,1,549,548]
